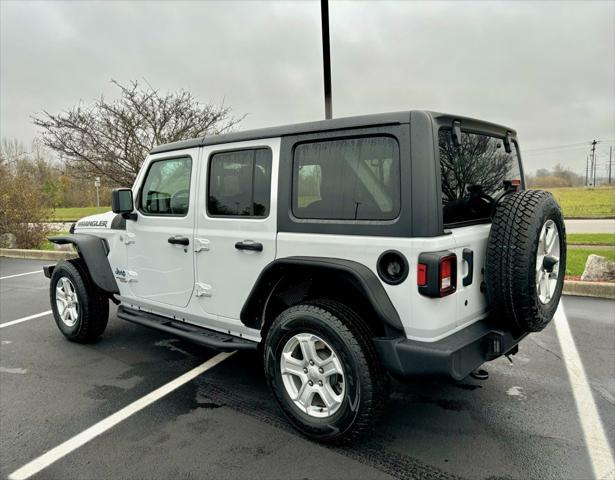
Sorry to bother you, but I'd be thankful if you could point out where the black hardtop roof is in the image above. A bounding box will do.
[150,110,515,155]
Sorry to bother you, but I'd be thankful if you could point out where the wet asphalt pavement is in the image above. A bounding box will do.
[1,257,613,480]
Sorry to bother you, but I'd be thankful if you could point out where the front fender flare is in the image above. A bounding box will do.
[48,234,119,294]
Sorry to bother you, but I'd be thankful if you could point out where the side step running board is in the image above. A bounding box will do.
[117,306,258,352]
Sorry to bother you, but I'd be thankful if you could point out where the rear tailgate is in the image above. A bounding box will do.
[450,224,491,328]
[437,122,524,329]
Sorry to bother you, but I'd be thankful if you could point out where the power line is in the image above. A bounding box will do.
[523,139,615,153]
[524,141,592,153]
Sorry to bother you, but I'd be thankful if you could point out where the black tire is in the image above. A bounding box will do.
[50,259,109,342]
[486,190,566,333]
[263,299,388,444]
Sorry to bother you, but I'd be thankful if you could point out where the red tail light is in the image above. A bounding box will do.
[439,255,457,296]
[417,264,427,286]
[418,251,457,297]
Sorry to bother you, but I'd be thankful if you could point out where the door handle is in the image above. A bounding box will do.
[168,236,190,246]
[462,248,474,286]
[235,241,263,252]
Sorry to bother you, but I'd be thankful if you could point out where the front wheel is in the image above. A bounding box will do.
[50,259,109,343]
[263,300,388,443]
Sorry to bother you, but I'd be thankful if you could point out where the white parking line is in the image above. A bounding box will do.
[8,351,235,480]
[0,270,42,281]
[0,311,53,329]
[554,306,615,480]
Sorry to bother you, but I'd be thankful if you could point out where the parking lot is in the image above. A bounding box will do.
[1,257,613,480]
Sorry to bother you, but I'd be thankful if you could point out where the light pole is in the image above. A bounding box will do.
[321,0,332,120]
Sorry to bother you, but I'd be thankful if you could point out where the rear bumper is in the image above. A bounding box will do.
[373,320,526,381]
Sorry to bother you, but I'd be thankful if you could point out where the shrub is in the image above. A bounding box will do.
[529,175,569,188]
[0,166,54,249]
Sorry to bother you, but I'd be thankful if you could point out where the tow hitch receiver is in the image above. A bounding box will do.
[484,334,520,361]
[484,334,503,360]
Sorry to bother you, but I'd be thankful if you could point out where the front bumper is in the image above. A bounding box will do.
[373,320,526,381]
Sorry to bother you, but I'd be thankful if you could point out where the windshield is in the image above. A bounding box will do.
[439,129,522,226]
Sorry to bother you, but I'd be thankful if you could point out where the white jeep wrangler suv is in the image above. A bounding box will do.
[46,111,566,443]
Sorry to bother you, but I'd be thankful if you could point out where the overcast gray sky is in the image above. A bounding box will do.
[1,0,613,174]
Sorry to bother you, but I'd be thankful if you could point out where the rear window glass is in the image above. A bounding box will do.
[208,148,272,217]
[292,136,400,221]
[439,129,522,226]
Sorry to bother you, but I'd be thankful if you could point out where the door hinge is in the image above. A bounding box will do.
[195,283,212,297]
[194,238,210,252]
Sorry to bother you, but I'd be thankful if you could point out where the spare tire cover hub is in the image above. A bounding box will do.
[536,219,561,304]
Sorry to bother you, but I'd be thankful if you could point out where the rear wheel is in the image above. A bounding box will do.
[263,300,388,443]
[50,260,109,342]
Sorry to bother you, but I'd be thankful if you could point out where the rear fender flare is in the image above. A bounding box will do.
[240,256,403,333]
[48,234,119,294]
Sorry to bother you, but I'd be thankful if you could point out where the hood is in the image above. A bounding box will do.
[74,211,117,231]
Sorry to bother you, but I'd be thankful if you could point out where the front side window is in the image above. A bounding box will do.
[292,136,400,221]
[208,148,272,217]
[439,130,522,226]
[140,156,192,216]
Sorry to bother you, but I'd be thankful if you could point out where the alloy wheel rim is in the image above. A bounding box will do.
[536,219,561,304]
[280,333,345,418]
[55,277,79,327]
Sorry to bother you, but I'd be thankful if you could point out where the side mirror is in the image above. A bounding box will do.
[112,188,134,214]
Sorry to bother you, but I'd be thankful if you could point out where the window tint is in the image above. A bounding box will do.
[439,129,522,226]
[140,156,192,216]
[208,148,272,217]
[292,136,400,220]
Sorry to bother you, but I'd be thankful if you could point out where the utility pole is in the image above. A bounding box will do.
[591,140,597,187]
[609,146,613,184]
[585,152,589,187]
[320,0,332,120]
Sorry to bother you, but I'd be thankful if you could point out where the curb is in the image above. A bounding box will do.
[0,248,77,261]
[563,280,615,300]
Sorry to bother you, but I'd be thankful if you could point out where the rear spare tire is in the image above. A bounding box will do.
[486,190,566,333]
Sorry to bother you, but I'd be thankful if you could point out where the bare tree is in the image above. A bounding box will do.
[33,80,243,185]
[0,138,29,168]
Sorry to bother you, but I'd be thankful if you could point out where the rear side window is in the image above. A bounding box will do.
[208,148,272,217]
[292,136,400,221]
[140,156,192,216]
[439,130,522,226]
